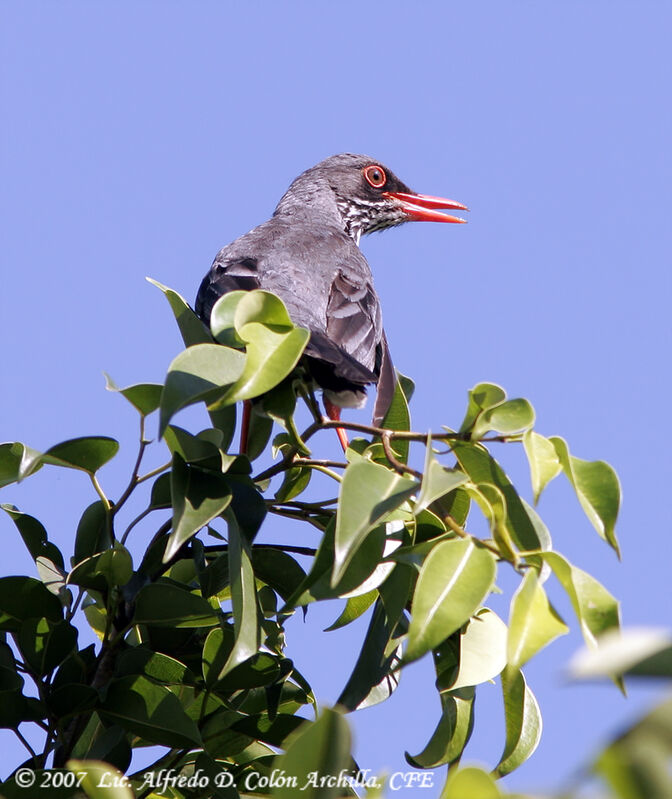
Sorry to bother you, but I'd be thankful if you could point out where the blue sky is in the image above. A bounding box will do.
[2,1,671,793]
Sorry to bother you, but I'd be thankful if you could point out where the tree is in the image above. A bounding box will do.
[0,281,628,798]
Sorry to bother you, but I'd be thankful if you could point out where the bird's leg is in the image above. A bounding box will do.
[240,399,252,454]
[323,396,349,452]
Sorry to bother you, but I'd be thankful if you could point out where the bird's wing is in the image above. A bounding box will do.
[324,270,382,374]
[195,257,261,323]
[372,331,395,426]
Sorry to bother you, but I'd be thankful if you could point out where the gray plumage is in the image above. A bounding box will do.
[195,154,420,424]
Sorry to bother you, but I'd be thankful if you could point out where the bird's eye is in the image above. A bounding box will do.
[363,165,387,188]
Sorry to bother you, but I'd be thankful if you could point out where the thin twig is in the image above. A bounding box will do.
[88,473,111,510]
[120,506,155,545]
[136,460,172,484]
[112,416,149,517]
[443,515,503,558]
[381,432,422,479]
[204,543,318,557]
[14,728,38,761]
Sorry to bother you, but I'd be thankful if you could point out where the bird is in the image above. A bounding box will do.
[196,153,467,452]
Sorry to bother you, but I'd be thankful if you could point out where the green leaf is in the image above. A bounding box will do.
[452,441,545,553]
[0,441,43,486]
[251,548,307,603]
[441,766,502,798]
[415,449,468,515]
[104,374,163,416]
[211,291,310,407]
[507,570,568,669]
[381,371,413,462]
[159,343,246,436]
[0,576,62,629]
[27,437,119,475]
[134,582,219,628]
[67,760,134,799]
[18,618,78,675]
[406,540,497,663]
[325,590,377,632]
[210,290,247,347]
[472,398,535,438]
[147,277,213,346]
[459,382,507,434]
[334,460,416,585]
[217,517,260,678]
[165,453,233,562]
[337,601,401,711]
[406,687,475,769]
[74,501,112,562]
[550,436,621,556]
[542,551,620,647]
[495,665,542,776]
[523,430,562,503]
[450,608,508,690]
[100,674,202,748]
[1,505,64,568]
[68,545,134,591]
[271,708,352,799]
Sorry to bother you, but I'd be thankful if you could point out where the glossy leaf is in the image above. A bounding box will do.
[67,760,134,799]
[251,548,307,603]
[100,674,202,748]
[0,576,62,629]
[495,665,542,776]
[147,277,212,346]
[381,371,413,462]
[18,618,78,675]
[165,454,233,562]
[74,501,112,562]
[271,708,351,799]
[507,570,568,669]
[104,374,163,416]
[20,437,119,476]
[523,430,562,503]
[134,582,218,628]
[210,290,247,347]
[159,343,246,436]
[542,551,620,647]
[406,540,497,663]
[450,608,508,690]
[441,766,502,798]
[334,459,416,585]
[68,545,134,591]
[1,505,64,568]
[550,435,621,556]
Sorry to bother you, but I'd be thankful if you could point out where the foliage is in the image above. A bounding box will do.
[0,283,630,798]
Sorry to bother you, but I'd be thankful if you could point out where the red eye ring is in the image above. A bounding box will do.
[363,165,387,188]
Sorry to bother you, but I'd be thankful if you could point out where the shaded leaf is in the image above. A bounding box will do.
[495,665,542,776]
[100,674,202,748]
[0,441,43,486]
[381,371,413,462]
[459,382,507,434]
[507,570,568,669]
[325,591,377,632]
[406,540,497,663]
[74,501,112,563]
[406,687,475,769]
[0,576,62,629]
[134,582,219,628]
[21,437,119,476]
[165,453,233,562]
[1,504,64,568]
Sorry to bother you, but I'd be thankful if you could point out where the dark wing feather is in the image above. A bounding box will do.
[325,271,382,374]
[195,257,261,324]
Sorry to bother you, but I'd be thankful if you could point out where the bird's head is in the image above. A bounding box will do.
[275,153,467,243]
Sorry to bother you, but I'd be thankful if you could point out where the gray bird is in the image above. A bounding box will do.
[196,153,467,451]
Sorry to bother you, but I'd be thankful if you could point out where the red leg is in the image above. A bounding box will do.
[323,396,349,452]
[240,399,252,454]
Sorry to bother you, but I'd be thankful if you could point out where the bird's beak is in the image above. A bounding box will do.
[383,191,468,223]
